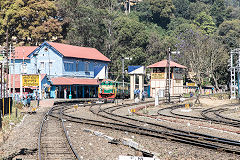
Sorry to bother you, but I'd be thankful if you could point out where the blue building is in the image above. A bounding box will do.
[11,41,111,99]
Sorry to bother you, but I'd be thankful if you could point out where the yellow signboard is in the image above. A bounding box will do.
[131,109,136,113]
[187,82,196,87]
[74,105,78,109]
[22,75,39,87]
[151,73,165,79]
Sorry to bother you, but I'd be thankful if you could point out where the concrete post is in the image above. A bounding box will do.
[20,74,23,98]
[130,75,134,99]
[139,75,144,100]
[39,74,42,99]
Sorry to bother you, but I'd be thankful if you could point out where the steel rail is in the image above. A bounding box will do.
[201,107,240,127]
[59,102,240,148]
[99,102,240,145]
[38,106,55,160]
[57,103,240,155]
[214,108,240,123]
[38,105,80,160]
[60,108,81,160]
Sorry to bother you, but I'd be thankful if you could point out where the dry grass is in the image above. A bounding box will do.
[0,102,25,145]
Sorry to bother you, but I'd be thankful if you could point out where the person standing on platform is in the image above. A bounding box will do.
[37,94,40,107]
[64,88,67,99]
[195,87,200,104]
[55,89,58,99]
[142,90,146,101]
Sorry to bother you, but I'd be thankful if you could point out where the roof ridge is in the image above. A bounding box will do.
[46,41,96,49]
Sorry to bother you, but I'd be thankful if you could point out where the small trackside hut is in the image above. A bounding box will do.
[148,59,187,98]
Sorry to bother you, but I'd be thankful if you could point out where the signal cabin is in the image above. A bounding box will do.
[148,59,187,97]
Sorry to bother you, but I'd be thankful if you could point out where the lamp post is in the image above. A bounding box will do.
[167,48,171,103]
[122,57,132,99]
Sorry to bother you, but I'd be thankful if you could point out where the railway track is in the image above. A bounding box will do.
[38,105,80,160]
[157,103,240,127]
[201,107,240,127]
[58,101,240,155]
[37,98,240,158]
[215,108,240,123]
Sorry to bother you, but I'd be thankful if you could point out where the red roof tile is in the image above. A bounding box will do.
[47,42,111,62]
[14,46,38,59]
[9,74,46,88]
[148,59,187,69]
[51,77,100,85]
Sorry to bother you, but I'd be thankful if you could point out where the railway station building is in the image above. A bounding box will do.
[10,41,111,99]
[148,59,187,97]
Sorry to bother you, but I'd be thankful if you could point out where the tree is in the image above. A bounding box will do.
[134,0,153,22]
[0,0,62,45]
[225,6,240,20]
[57,0,119,55]
[149,0,175,28]
[188,1,210,20]
[172,0,190,19]
[176,29,227,90]
[194,11,216,35]
[210,0,226,26]
[218,19,240,48]
[204,37,228,90]
[167,17,190,31]
[110,16,149,79]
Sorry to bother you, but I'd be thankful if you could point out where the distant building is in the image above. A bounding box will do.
[10,41,111,99]
[148,59,187,97]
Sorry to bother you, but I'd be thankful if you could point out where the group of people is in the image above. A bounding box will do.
[21,93,40,107]
[134,89,147,101]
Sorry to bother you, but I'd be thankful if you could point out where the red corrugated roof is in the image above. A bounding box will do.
[101,79,114,82]
[9,74,46,88]
[47,42,111,62]
[51,77,100,85]
[148,59,187,68]
[14,46,38,59]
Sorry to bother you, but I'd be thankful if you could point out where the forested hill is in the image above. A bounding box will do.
[0,0,240,89]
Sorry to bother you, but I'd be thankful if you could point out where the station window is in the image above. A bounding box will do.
[40,62,44,69]
[174,68,182,73]
[49,62,53,68]
[85,61,90,72]
[153,68,164,73]
[76,61,79,72]
[64,62,74,72]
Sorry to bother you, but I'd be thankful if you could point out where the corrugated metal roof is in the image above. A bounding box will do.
[13,42,111,62]
[148,59,187,69]
[14,46,38,59]
[51,77,100,85]
[47,42,111,62]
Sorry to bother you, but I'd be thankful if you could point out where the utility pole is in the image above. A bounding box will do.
[3,60,5,98]
[128,0,131,13]
[6,27,9,98]
[165,48,171,103]
[8,44,12,97]
[122,57,125,99]
[0,63,2,99]
[12,44,15,101]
